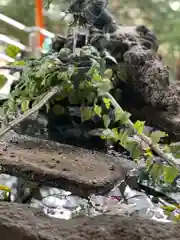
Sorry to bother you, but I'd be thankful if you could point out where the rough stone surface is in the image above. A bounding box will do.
[0,201,179,240]
[0,133,135,196]
[53,2,180,141]
[0,201,82,240]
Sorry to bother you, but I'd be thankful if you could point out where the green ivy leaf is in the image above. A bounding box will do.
[5,44,21,58]
[7,99,16,112]
[145,147,153,158]
[133,120,145,135]
[163,166,179,183]
[100,129,116,140]
[11,60,26,66]
[114,108,131,124]
[103,114,110,128]
[161,205,176,212]
[0,75,8,89]
[163,145,171,153]
[104,69,113,79]
[80,107,94,121]
[169,143,180,158]
[146,156,153,170]
[92,73,102,81]
[87,60,100,76]
[150,131,167,144]
[21,99,30,112]
[112,128,120,141]
[121,112,131,125]
[103,97,111,109]
[36,62,49,78]
[150,163,164,182]
[131,146,141,160]
[96,79,113,93]
[94,105,102,117]
[125,139,141,159]
[114,108,123,122]
[118,129,129,145]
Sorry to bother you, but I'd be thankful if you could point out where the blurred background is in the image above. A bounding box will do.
[0,0,180,79]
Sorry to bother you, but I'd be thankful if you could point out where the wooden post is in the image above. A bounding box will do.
[35,0,44,48]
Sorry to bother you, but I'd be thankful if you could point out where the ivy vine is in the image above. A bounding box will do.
[0,42,180,195]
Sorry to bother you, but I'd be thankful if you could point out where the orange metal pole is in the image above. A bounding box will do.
[35,0,44,48]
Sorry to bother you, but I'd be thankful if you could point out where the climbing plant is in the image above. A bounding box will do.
[0,42,180,192]
[1,0,180,197]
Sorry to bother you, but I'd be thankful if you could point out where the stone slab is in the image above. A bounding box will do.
[0,201,179,240]
[0,134,135,196]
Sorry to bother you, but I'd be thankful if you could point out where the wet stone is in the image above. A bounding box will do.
[0,133,135,197]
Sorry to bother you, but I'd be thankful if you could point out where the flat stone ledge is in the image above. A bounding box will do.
[0,134,135,196]
[0,201,179,240]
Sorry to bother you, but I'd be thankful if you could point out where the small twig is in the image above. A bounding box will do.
[102,92,180,171]
[0,86,59,139]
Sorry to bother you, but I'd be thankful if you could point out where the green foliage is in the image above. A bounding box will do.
[103,115,111,128]
[94,105,102,117]
[0,0,179,220]
[161,205,180,222]
[150,131,167,144]
[103,97,111,109]
[149,163,178,184]
[114,109,131,124]
[1,43,180,190]
[80,107,94,121]
[11,60,26,66]
[21,99,30,113]
[163,165,179,184]
[0,75,7,90]
[5,44,21,59]
[169,142,180,158]
[133,120,145,135]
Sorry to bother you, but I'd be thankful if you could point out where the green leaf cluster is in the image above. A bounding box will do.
[1,44,180,189]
